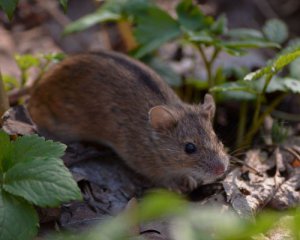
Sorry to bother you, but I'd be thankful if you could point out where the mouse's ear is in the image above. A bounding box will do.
[201,94,216,119]
[148,106,177,130]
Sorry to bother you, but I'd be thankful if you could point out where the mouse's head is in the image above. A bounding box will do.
[148,94,229,192]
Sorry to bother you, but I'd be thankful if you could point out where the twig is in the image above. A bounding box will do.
[0,70,9,125]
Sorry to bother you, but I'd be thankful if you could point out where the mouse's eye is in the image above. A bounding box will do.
[185,143,197,154]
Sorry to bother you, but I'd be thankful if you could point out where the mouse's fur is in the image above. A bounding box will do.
[28,50,229,192]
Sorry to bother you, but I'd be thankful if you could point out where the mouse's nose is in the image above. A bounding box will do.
[213,162,226,176]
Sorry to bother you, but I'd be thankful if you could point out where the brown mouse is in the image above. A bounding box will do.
[28,50,229,192]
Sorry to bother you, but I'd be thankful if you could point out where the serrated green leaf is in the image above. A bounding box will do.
[211,14,227,35]
[3,157,82,207]
[133,6,181,58]
[244,67,271,81]
[0,190,38,240]
[0,0,19,19]
[10,134,66,167]
[59,0,68,12]
[15,54,40,71]
[227,28,264,40]
[64,10,121,34]
[263,18,288,44]
[0,130,12,172]
[176,0,212,31]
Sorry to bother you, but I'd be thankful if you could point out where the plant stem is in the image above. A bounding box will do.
[252,74,273,126]
[241,93,287,147]
[197,45,221,89]
[0,71,9,125]
[198,45,213,88]
[236,101,248,148]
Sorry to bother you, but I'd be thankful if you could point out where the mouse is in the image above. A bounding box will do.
[28,50,229,193]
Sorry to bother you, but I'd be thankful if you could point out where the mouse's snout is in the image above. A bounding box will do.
[212,155,229,176]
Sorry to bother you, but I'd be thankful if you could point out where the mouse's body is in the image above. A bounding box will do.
[28,50,229,192]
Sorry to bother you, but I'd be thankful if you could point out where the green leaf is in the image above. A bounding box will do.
[138,190,186,221]
[176,0,212,31]
[0,0,19,19]
[145,57,182,87]
[244,50,300,81]
[187,30,215,44]
[2,74,20,91]
[0,190,38,240]
[283,78,300,93]
[0,130,12,172]
[133,6,181,58]
[43,52,65,63]
[10,134,66,167]
[227,28,264,40]
[289,57,300,79]
[263,18,288,44]
[211,81,258,95]
[186,78,209,90]
[253,76,286,93]
[274,50,300,72]
[221,39,280,49]
[59,0,68,12]
[211,14,227,35]
[64,11,121,34]
[14,54,40,71]
[3,157,82,207]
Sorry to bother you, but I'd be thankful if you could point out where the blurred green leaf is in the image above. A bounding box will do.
[281,38,300,55]
[2,75,20,91]
[263,18,288,44]
[221,39,280,49]
[289,57,300,79]
[186,78,209,90]
[187,31,215,44]
[138,190,187,221]
[0,0,19,19]
[64,11,121,34]
[176,0,212,31]
[146,57,182,87]
[254,76,286,93]
[43,53,65,63]
[59,0,68,12]
[227,28,264,40]
[274,50,300,71]
[133,6,181,58]
[14,55,40,71]
[211,14,227,35]
[0,130,11,173]
[245,50,300,81]
[211,81,258,95]
[283,78,300,93]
